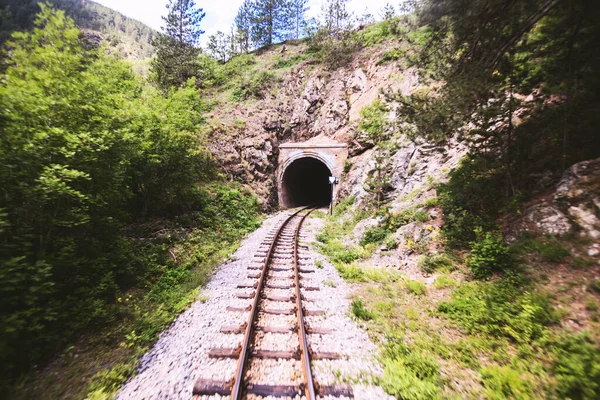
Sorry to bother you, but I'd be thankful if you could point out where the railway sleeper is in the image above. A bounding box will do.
[208,346,241,358]
[318,383,355,398]
[245,384,299,397]
[262,307,295,315]
[266,283,294,289]
[253,349,300,359]
[263,294,294,301]
[237,282,258,289]
[227,305,251,312]
[255,325,294,333]
[192,378,232,396]
[220,323,247,334]
[306,325,333,334]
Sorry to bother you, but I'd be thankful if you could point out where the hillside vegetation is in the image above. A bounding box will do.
[1,0,599,399]
[0,0,155,61]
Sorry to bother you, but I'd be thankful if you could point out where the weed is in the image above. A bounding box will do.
[480,365,533,399]
[424,197,438,208]
[273,54,307,69]
[585,300,598,311]
[323,279,337,288]
[384,236,398,250]
[351,299,375,321]
[589,279,600,294]
[551,333,600,399]
[360,225,388,246]
[343,160,352,173]
[406,280,426,296]
[467,228,514,279]
[434,275,457,289]
[418,253,453,274]
[336,263,366,282]
[571,256,595,269]
[315,260,323,269]
[513,234,570,263]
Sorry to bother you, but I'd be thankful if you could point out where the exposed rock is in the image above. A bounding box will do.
[521,157,600,238]
[524,204,573,236]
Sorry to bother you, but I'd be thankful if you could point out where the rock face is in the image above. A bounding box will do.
[206,43,423,209]
[523,158,600,239]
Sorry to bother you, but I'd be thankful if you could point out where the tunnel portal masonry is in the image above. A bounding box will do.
[277,136,348,209]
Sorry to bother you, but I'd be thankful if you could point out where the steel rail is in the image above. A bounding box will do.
[230,206,311,400]
[292,208,317,400]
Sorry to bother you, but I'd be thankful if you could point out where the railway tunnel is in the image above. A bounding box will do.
[281,157,332,207]
[278,138,348,209]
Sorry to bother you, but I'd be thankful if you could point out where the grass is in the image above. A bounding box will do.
[312,202,600,400]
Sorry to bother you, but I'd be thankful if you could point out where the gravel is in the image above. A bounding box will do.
[115,209,393,400]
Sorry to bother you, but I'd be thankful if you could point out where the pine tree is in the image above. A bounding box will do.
[380,3,395,20]
[288,0,309,40]
[321,0,353,38]
[234,0,253,53]
[150,0,205,91]
[207,30,232,63]
[250,0,288,47]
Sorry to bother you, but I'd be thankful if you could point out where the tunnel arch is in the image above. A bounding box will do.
[280,155,332,208]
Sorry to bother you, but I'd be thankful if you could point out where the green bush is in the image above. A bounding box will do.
[480,365,533,399]
[360,225,388,246]
[273,53,306,69]
[351,299,375,321]
[434,275,457,289]
[336,263,366,282]
[418,253,453,273]
[381,336,441,400]
[467,228,514,279]
[438,281,558,344]
[551,333,600,399]
[406,280,426,296]
[512,234,570,263]
[230,70,278,101]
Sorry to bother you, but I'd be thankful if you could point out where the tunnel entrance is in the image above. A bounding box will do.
[281,157,332,208]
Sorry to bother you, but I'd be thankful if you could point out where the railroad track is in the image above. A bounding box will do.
[193,207,353,399]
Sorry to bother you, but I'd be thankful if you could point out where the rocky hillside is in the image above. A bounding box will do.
[202,18,600,399]
[0,0,156,62]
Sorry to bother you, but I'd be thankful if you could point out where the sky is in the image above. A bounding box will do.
[94,0,402,45]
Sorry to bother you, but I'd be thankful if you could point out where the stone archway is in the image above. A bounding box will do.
[278,137,347,209]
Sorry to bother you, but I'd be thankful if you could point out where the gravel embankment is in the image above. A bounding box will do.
[116,209,393,400]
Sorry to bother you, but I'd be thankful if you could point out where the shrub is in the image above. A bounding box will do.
[513,234,570,263]
[418,253,453,273]
[434,275,457,289]
[467,228,514,279]
[381,336,441,400]
[360,225,388,246]
[351,299,375,321]
[480,365,533,399]
[438,281,558,344]
[406,280,426,296]
[384,236,398,250]
[551,333,600,399]
[336,263,366,282]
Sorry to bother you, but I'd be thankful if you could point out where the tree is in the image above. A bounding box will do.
[358,8,375,25]
[380,3,395,20]
[207,30,232,63]
[321,0,353,38]
[250,0,288,47]
[288,0,309,40]
[150,0,205,90]
[234,0,253,52]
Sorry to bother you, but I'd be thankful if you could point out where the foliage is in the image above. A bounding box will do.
[467,228,514,279]
[351,299,375,321]
[0,0,156,59]
[381,336,441,400]
[406,280,426,296]
[438,280,558,344]
[0,7,259,389]
[150,0,205,91]
[512,233,570,263]
[360,225,388,246]
[480,365,533,400]
[230,70,278,101]
[550,333,600,399]
[418,253,452,273]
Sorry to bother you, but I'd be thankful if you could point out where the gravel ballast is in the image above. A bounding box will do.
[116,209,393,400]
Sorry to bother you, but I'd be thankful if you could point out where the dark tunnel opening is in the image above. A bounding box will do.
[282,157,332,208]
